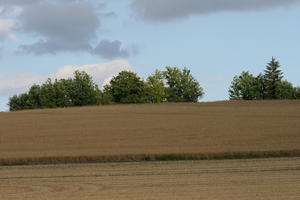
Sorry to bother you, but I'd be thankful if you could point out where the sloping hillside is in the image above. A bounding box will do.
[0,101,300,164]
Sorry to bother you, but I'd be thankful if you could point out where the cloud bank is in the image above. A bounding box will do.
[0,1,135,59]
[0,60,133,96]
[132,0,300,21]
[93,40,130,59]
[18,1,99,54]
[0,0,40,6]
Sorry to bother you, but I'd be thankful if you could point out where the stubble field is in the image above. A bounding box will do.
[0,100,300,164]
[1,157,300,200]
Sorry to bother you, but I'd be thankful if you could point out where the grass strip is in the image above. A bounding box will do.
[1,149,300,166]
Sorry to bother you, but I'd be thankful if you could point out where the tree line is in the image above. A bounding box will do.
[8,58,300,111]
[229,58,300,100]
[8,67,204,111]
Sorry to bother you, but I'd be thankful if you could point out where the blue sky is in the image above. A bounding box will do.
[0,0,300,111]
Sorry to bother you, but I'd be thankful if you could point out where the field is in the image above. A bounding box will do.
[1,100,300,199]
[0,100,300,164]
[1,157,300,200]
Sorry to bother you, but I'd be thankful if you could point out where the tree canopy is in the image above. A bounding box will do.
[264,57,284,99]
[229,58,300,100]
[146,70,167,103]
[103,67,204,104]
[163,67,204,102]
[104,71,148,104]
[8,71,101,111]
[8,67,204,111]
[229,71,259,100]
[8,57,299,112]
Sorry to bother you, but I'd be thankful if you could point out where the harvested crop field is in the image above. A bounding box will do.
[0,100,300,164]
[1,157,300,200]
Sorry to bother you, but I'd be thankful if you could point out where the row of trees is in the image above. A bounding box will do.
[229,58,300,100]
[8,67,204,111]
[8,57,300,111]
[9,71,102,111]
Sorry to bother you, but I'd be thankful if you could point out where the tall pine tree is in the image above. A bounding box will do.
[264,57,283,99]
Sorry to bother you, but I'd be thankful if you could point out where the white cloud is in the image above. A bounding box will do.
[53,60,132,87]
[0,6,22,41]
[8,6,23,17]
[0,1,135,58]
[0,6,23,17]
[0,60,133,96]
[0,19,17,40]
[0,72,45,95]
[0,7,4,14]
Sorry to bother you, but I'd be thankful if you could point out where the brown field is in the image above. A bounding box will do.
[0,157,300,200]
[0,100,300,164]
[1,101,300,199]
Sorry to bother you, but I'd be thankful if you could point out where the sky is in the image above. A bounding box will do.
[0,0,300,111]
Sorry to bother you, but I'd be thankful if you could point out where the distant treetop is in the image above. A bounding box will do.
[229,58,300,100]
[8,67,204,111]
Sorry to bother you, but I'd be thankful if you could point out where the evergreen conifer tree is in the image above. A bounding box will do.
[264,57,283,99]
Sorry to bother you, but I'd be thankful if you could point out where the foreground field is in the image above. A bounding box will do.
[0,158,299,200]
[0,100,300,164]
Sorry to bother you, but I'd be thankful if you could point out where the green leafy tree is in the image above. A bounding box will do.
[255,73,267,100]
[276,80,296,99]
[39,79,57,108]
[294,87,300,99]
[99,90,114,105]
[8,71,102,111]
[104,71,148,104]
[229,71,259,100]
[146,70,167,103]
[8,95,20,111]
[164,67,203,102]
[27,84,43,108]
[229,75,243,100]
[28,78,74,109]
[51,79,74,107]
[264,57,283,99]
[67,71,101,106]
[8,93,32,111]
[229,58,300,100]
